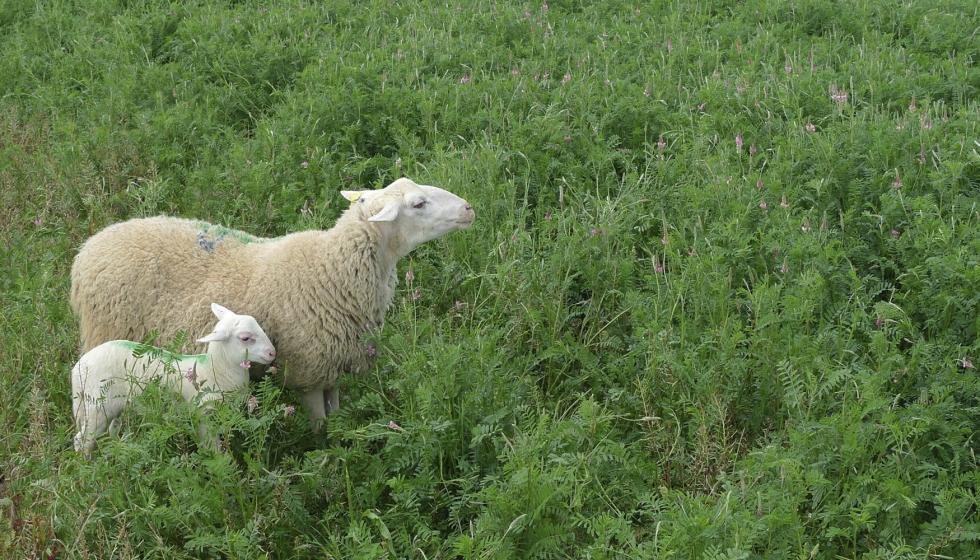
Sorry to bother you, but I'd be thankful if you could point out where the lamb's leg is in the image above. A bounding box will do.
[325,386,340,415]
[74,431,96,460]
[300,389,327,431]
[74,402,106,461]
[196,395,222,453]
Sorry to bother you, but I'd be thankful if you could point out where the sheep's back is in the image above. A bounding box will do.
[71,216,260,353]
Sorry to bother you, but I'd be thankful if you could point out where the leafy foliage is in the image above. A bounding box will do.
[2,0,980,558]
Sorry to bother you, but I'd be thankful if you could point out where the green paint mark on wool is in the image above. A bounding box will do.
[191,221,271,245]
[109,340,210,365]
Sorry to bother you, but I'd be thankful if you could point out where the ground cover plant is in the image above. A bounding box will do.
[2,0,980,557]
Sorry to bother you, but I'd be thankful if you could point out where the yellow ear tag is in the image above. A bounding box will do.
[348,192,362,206]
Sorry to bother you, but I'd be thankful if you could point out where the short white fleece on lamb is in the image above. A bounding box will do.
[71,303,275,459]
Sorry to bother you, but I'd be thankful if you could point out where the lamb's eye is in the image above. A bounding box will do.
[239,335,253,343]
[413,200,427,209]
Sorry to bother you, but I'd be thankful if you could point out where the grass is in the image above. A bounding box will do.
[2,0,980,557]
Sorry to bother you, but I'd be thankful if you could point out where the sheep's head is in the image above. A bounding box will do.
[343,177,475,258]
[198,303,277,365]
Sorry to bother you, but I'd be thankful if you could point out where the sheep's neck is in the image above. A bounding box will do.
[320,215,398,326]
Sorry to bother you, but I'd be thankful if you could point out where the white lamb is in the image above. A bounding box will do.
[70,177,475,425]
[72,303,276,459]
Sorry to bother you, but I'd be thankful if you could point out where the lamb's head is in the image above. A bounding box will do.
[342,177,475,258]
[197,303,277,365]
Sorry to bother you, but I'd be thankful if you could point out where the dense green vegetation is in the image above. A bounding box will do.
[2,0,980,557]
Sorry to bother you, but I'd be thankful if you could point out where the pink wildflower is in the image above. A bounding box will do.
[541,3,548,10]
[240,360,251,370]
[248,396,258,412]
[876,316,883,327]
[891,230,900,238]
[806,122,815,133]
[405,268,414,281]
[589,229,598,237]
[757,180,763,189]
[33,216,42,226]
[759,200,767,211]
[909,98,916,112]
[544,211,552,220]
[267,365,277,374]
[780,260,788,274]
[365,343,376,356]
[186,368,197,383]
[893,173,903,188]
[661,231,669,245]
[780,196,789,208]
[961,358,974,369]
[736,132,743,152]
[412,288,421,300]
[301,161,309,169]
[802,218,811,233]
[653,258,664,273]
[562,73,571,84]
[460,75,469,84]
[389,420,402,430]
[455,300,464,310]
[284,406,295,416]
[657,137,666,150]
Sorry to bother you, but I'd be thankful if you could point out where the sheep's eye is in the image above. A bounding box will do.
[413,200,427,209]
[239,334,253,343]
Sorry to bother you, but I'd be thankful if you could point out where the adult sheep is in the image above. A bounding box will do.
[71,177,475,424]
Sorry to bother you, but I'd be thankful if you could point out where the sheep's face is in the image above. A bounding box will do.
[344,178,475,255]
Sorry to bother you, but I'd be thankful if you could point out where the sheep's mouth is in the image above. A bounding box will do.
[455,219,474,228]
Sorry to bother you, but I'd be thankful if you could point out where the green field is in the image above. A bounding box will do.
[3,0,980,557]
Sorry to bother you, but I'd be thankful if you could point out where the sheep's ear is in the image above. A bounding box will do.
[341,191,364,202]
[368,201,400,222]
[211,302,233,320]
[198,330,230,343]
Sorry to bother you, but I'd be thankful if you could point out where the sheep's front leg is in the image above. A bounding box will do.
[325,386,340,415]
[300,389,328,430]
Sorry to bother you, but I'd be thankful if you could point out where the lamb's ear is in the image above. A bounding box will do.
[197,329,230,343]
[341,191,365,202]
[211,302,233,320]
[368,200,400,222]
